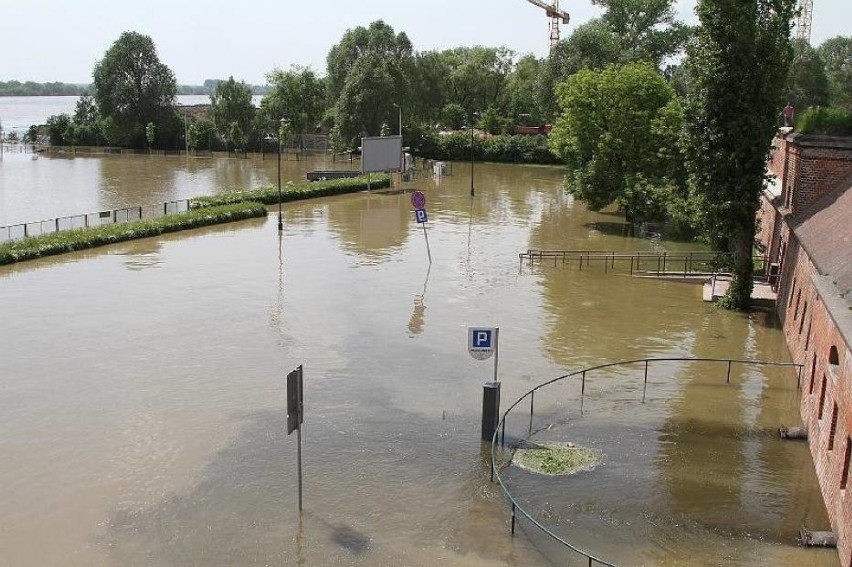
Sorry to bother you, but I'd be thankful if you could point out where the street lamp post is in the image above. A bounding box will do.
[277,118,291,232]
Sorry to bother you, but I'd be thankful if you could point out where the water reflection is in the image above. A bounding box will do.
[407,264,431,337]
[0,161,834,566]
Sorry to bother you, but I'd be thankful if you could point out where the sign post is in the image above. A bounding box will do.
[469,327,500,442]
[286,365,304,511]
[411,190,432,263]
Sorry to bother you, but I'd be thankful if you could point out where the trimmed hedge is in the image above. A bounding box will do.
[0,202,267,265]
[192,174,391,208]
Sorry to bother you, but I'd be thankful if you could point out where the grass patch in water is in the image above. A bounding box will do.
[513,443,601,476]
[0,201,267,265]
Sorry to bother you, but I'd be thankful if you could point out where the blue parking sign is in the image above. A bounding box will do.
[468,327,498,361]
[415,209,428,223]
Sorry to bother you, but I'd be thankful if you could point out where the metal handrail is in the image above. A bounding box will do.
[490,357,804,566]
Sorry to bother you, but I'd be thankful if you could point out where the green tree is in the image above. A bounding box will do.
[550,63,682,223]
[210,76,255,150]
[540,1,690,120]
[259,66,326,143]
[502,54,545,124]
[327,20,413,147]
[46,113,72,145]
[26,125,39,147]
[785,39,830,111]
[818,36,852,110]
[93,31,176,148]
[684,0,795,309]
[441,103,467,130]
[441,46,514,118]
[334,53,397,145]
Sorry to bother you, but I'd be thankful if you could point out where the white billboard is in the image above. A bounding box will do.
[361,135,402,174]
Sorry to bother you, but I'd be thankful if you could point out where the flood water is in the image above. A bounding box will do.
[0,155,837,566]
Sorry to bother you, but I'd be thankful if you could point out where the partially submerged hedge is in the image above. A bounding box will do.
[192,174,391,209]
[0,201,267,265]
[1,175,392,265]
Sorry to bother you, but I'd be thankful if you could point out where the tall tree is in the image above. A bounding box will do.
[684,0,795,309]
[326,20,413,146]
[818,36,852,111]
[92,31,176,148]
[259,66,326,140]
[210,76,255,150]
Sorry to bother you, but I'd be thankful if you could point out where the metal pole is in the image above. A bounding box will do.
[297,423,303,511]
[511,503,516,535]
[493,327,499,384]
[643,360,649,403]
[421,221,432,263]
[727,360,732,384]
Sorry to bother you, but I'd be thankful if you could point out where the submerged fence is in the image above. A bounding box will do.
[490,357,804,566]
[0,199,191,243]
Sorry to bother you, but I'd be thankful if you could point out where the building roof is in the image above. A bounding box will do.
[791,176,852,306]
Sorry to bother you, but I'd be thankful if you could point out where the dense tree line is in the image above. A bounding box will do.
[0,80,269,97]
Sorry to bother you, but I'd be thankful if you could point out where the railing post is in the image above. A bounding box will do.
[529,391,535,435]
[726,360,732,384]
[55,218,60,233]
[643,360,649,403]
[630,255,634,276]
[684,256,688,277]
[501,418,506,448]
[511,503,516,535]
[656,255,661,276]
[580,370,587,412]
[662,251,667,273]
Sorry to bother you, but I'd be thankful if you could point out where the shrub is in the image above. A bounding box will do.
[797,107,852,135]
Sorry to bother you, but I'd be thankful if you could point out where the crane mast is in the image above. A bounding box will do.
[524,0,570,48]
[795,0,813,43]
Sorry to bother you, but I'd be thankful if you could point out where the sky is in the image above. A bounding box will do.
[1,0,849,85]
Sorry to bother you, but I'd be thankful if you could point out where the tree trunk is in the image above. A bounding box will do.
[724,226,755,310]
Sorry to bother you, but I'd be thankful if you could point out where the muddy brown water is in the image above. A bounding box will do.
[0,156,836,565]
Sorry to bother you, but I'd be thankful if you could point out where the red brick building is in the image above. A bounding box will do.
[758,130,852,564]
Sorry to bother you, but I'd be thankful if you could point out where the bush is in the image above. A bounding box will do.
[0,202,267,265]
[797,107,852,135]
[192,174,391,208]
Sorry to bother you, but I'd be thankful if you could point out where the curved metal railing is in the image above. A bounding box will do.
[490,357,804,567]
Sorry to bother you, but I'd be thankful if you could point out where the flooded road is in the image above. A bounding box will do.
[0,159,836,565]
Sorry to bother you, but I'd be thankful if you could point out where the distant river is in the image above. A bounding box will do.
[0,95,264,134]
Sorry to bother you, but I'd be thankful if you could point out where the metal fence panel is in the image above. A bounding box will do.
[0,200,191,243]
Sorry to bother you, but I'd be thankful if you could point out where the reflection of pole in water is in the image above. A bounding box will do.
[466,196,474,280]
[296,514,305,567]
[407,263,431,336]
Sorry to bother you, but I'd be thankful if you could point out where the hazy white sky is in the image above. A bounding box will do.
[1,0,848,85]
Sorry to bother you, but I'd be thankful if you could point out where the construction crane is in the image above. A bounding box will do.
[524,0,570,48]
[795,0,813,43]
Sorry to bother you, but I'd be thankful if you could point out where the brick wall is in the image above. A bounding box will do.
[776,234,852,565]
[768,134,852,215]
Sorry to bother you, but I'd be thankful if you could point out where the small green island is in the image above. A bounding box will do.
[512,442,601,476]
